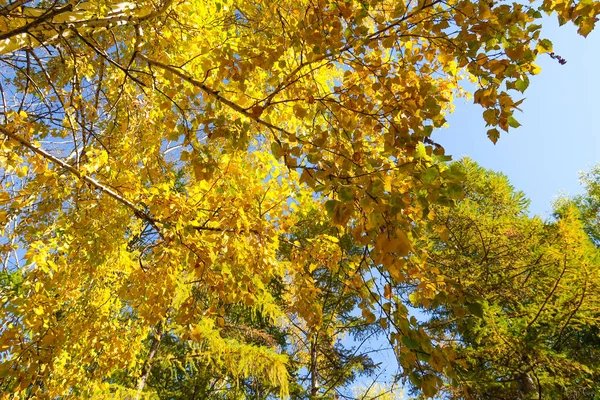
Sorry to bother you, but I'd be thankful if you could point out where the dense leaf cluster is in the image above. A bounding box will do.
[0,0,599,398]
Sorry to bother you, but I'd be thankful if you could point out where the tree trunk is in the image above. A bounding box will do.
[135,322,163,400]
[309,334,319,398]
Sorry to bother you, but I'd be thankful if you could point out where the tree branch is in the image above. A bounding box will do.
[0,125,161,234]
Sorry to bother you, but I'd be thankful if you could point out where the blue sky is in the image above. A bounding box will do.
[435,17,600,217]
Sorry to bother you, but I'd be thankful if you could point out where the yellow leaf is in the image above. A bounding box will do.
[530,63,542,75]
[505,46,525,61]
[384,284,392,299]
[392,229,412,256]
[388,260,406,282]
[479,2,492,19]
[362,308,376,324]
[293,104,307,119]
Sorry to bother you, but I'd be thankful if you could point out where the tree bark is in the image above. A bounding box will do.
[309,334,318,398]
[135,322,163,400]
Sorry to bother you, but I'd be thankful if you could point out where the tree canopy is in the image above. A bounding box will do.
[415,159,600,399]
[0,0,599,398]
[555,166,600,247]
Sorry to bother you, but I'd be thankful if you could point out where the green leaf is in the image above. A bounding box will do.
[483,108,498,126]
[338,185,354,202]
[325,200,339,215]
[508,116,521,128]
[514,78,529,93]
[422,167,439,184]
[538,38,553,51]
[402,336,420,350]
[415,143,428,159]
[409,371,422,387]
[446,183,464,199]
[467,302,484,318]
[270,142,283,159]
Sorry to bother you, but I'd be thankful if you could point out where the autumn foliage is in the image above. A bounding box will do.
[0,0,599,398]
